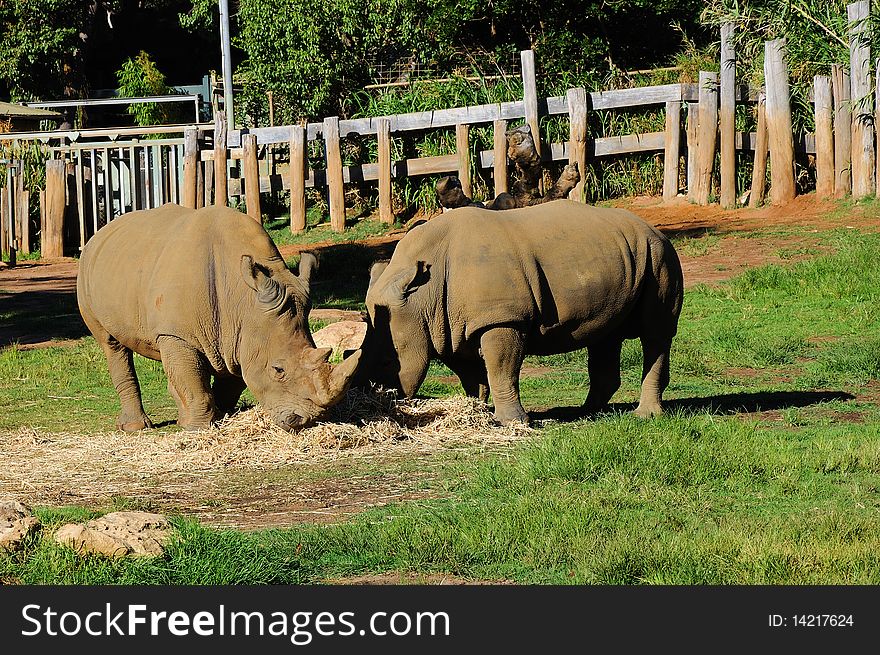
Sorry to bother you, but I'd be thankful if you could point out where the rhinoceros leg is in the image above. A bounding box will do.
[100,340,154,431]
[583,338,623,414]
[82,311,153,431]
[447,357,490,403]
[157,335,217,430]
[212,375,247,418]
[634,337,671,418]
[480,326,529,425]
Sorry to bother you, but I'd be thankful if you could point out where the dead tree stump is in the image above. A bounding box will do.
[435,176,484,210]
[434,123,581,211]
[507,124,580,207]
[506,124,543,205]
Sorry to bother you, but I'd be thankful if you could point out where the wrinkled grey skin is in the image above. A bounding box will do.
[77,204,361,432]
[361,200,683,425]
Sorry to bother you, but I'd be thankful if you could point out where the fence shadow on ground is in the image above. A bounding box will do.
[529,390,857,423]
[307,240,399,311]
[0,287,87,348]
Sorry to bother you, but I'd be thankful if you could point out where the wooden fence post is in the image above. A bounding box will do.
[323,116,345,232]
[182,127,199,209]
[764,39,796,205]
[663,101,681,201]
[39,188,46,245]
[214,110,228,206]
[456,123,471,199]
[876,61,880,196]
[493,119,508,196]
[3,176,14,264]
[203,159,214,208]
[749,93,769,208]
[75,152,87,246]
[521,49,543,194]
[242,133,261,222]
[814,75,834,199]
[695,71,719,205]
[9,169,24,255]
[289,125,307,233]
[720,22,736,208]
[832,64,852,198]
[102,147,113,219]
[43,159,66,258]
[196,157,206,209]
[0,184,8,257]
[17,174,30,255]
[686,102,699,201]
[521,49,541,159]
[567,87,588,202]
[377,118,393,224]
[7,170,16,266]
[848,0,874,197]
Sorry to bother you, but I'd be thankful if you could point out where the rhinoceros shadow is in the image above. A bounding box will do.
[529,390,856,424]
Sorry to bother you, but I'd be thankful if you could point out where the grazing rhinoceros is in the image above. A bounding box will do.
[77,203,361,431]
[361,199,683,425]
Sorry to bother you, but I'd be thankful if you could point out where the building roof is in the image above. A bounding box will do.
[0,101,62,119]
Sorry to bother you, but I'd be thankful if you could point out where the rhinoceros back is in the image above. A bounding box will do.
[77,204,281,363]
[392,199,681,350]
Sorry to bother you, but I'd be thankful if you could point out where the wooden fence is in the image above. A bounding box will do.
[1,1,877,261]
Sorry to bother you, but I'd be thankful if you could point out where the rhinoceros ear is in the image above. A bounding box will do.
[297,252,319,288]
[380,261,430,305]
[241,255,286,309]
[368,261,390,290]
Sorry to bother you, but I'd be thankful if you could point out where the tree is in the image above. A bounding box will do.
[0,0,101,100]
[116,51,179,126]
[228,0,708,125]
[0,0,213,102]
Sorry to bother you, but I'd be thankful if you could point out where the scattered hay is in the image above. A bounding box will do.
[0,389,532,503]
[203,386,532,464]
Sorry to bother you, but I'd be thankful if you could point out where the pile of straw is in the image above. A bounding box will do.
[205,387,533,465]
[0,389,532,483]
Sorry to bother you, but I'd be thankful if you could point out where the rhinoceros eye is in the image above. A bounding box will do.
[271,364,285,379]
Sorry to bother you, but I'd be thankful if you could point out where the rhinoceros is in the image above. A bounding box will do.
[361,199,683,424]
[76,203,361,431]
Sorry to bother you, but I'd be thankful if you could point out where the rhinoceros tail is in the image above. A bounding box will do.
[639,233,684,340]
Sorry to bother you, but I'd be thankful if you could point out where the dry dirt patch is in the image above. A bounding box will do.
[676,233,832,288]
[621,194,877,233]
[0,258,78,293]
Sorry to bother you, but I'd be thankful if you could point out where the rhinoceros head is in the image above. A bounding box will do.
[238,253,361,430]
[361,259,433,397]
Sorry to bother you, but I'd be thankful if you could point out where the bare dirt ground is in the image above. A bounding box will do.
[0,195,876,540]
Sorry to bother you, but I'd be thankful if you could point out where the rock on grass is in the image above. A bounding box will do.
[54,511,172,558]
[0,500,41,552]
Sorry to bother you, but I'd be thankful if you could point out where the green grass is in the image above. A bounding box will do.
[2,249,42,264]
[5,412,880,584]
[670,229,722,257]
[5,220,880,584]
[266,215,398,248]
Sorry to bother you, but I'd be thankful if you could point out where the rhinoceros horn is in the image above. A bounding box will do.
[307,347,363,406]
